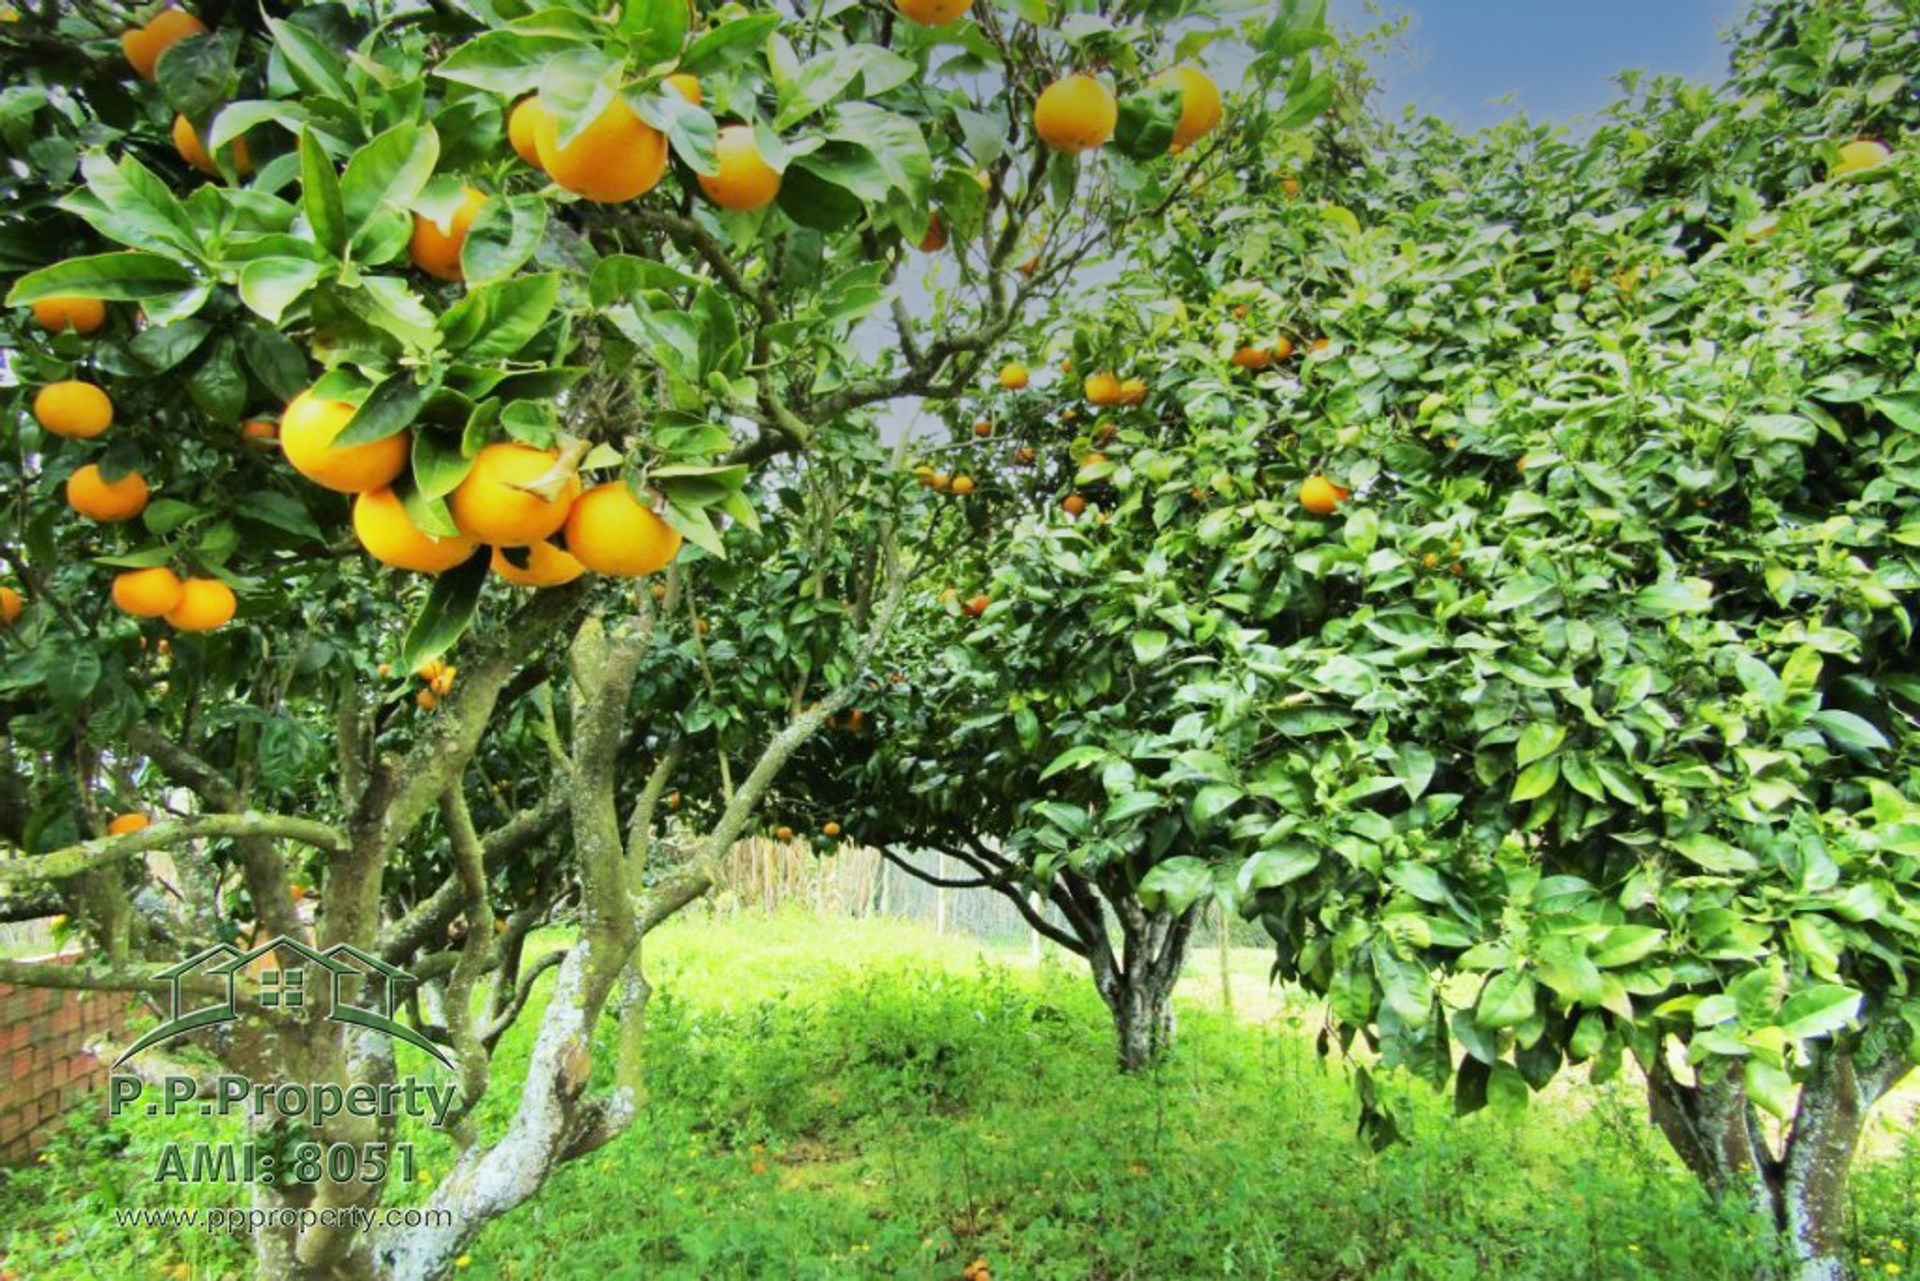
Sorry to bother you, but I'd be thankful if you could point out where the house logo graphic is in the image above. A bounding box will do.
[114,935,452,1068]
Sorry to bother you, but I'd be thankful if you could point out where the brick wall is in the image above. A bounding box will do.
[0,966,131,1165]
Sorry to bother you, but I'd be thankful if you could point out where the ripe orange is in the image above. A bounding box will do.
[999,362,1029,390]
[919,216,948,252]
[775,825,795,841]
[281,391,409,493]
[1034,75,1117,153]
[280,391,407,491]
[165,578,236,631]
[896,0,969,22]
[121,9,205,81]
[67,464,149,521]
[1084,371,1122,406]
[822,820,842,837]
[534,94,668,203]
[1272,336,1295,360]
[564,482,683,575]
[1281,175,1301,199]
[112,567,184,617]
[491,540,585,587]
[33,381,112,438]
[409,185,488,282]
[1014,446,1035,465]
[173,114,249,177]
[507,98,548,167]
[699,125,782,211]
[1231,347,1272,370]
[931,473,951,491]
[31,296,105,334]
[432,667,455,694]
[0,587,20,625]
[963,594,989,617]
[973,419,992,438]
[1062,494,1087,517]
[451,444,579,546]
[241,419,278,447]
[107,812,150,835]
[1118,377,1147,406]
[416,658,447,682]
[663,73,701,105]
[1150,67,1222,150]
[417,689,438,711]
[1298,475,1348,516]
[951,474,975,495]
[1310,337,1331,354]
[353,488,479,572]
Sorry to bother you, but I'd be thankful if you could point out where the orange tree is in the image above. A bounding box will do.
[801,5,1920,1277]
[0,0,1329,1277]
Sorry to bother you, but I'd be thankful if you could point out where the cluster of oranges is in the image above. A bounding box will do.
[504,72,779,212]
[20,300,238,633]
[119,10,251,178]
[412,658,457,710]
[279,392,684,585]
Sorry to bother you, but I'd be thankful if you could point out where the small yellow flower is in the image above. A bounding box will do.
[454,1256,472,1270]
[1895,1241,1908,1252]
[1886,1265,1901,1276]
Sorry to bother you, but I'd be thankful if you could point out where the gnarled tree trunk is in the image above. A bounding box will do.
[1645,1038,1911,1281]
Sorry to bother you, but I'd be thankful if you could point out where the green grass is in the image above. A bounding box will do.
[3,910,1916,1279]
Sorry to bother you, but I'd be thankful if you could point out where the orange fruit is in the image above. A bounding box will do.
[165,578,235,631]
[408,185,488,282]
[1014,446,1035,465]
[33,381,112,438]
[1272,336,1295,360]
[1832,138,1891,178]
[919,215,948,252]
[663,73,701,105]
[963,594,989,618]
[353,488,479,573]
[281,390,409,493]
[122,9,205,81]
[534,94,668,203]
[0,587,20,625]
[564,482,682,575]
[1062,494,1087,517]
[1020,255,1040,276]
[699,124,781,211]
[173,114,249,177]
[241,419,278,447]
[822,820,842,837]
[491,540,585,587]
[1231,346,1272,370]
[111,567,184,617]
[1083,371,1122,406]
[973,419,992,438]
[1281,175,1301,199]
[1118,377,1147,406]
[507,98,548,167]
[1151,67,1222,150]
[107,812,150,835]
[1310,337,1331,354]
[417,689,438,711]
[896,0,969,22]
[432,668,455,694]
[1033,75,1117,153]
[999,362,1029,390]
[31,296,105,335]
[951,474,975,495]
[1298,475,1348,516]
[416,658,447,681]
[451,444,580,546]
[67,464,149,521]
[775,825,795,841]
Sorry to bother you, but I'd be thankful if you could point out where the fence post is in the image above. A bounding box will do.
[1217,901,1234,1017]
[1028,891,1042,965]
[936,852,950,937]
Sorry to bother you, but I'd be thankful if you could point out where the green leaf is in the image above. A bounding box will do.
[1777,985,1861,1041]
[267,17,351,101]
[620,0,690,63]
[238,257,325,325]
[335,372,429,447]
[1130,629,1169,662]
[5,252,195,304]
[1189,783,1242,828]
[1476,970,1538,1029]
[156,29,239,119]
[681,15,780,73]
[1744,1059,1794,1120]
[1040,744,1107,780]
[130,319,212,373]
[239,327,310,402]
[1510,756,1559,803]
[1632,578,1714,617]
[434,31,577,94]
[342,124,440,231]
[439,273,558,360]
[1112,85,1181,162]
[1238,846,1319,893]
[1101,791,1163,825]
[1810,709,1889,753]
[458,194,547,285]
[1515,723,1566,768]
[398,551,489,675]
[186,335,247,423]
[299,130,346,258]
[1670,833,1759,875]
[46,649,102,710]
[1139,857,1212,913]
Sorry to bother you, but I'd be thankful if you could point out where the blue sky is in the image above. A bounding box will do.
[1348,0,1744,130]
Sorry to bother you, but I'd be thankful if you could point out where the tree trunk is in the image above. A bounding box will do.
[1645,1040,1911,1281]
[1104,970,1177,1072]
[1088,898,1195,1073]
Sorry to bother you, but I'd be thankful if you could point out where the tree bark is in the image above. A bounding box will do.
[1644,1039,1912,1281]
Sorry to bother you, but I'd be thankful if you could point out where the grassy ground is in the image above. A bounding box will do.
[5,910,1920,1279]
